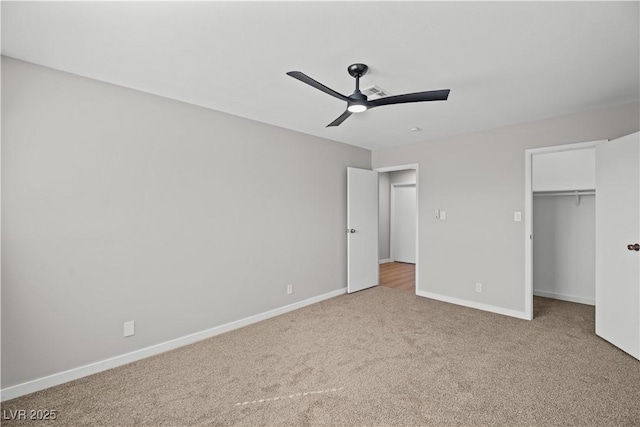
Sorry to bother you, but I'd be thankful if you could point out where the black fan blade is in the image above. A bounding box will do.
[368,89,450,108]
[287,71,350,102]
[326,110,352,127]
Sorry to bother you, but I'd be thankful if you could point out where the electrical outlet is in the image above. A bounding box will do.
[123,321,135,337]
[475,283,482,293]
[287,284,293,295]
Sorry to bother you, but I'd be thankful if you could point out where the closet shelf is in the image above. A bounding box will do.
[533,189,595,206]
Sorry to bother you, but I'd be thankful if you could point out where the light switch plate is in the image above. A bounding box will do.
[514,211,522,222]
[440,211,447,220]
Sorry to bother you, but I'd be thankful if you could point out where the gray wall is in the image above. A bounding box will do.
[1,57,370,388]
[372,101,640,314]
[533,195,595,304]
[378,170,417,261]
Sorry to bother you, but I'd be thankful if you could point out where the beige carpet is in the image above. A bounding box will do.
[2,287,639,426]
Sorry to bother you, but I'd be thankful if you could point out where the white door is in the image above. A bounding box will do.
[595,131,640,360]
[391,184,417,263]
[347,167,379,293]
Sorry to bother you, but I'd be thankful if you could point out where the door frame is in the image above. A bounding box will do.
[524,140,603,320]
[390,182,417,263]
[375,164,419,295]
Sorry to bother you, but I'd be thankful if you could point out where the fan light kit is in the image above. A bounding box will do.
[287,63,450,127]
[347,104,367,113]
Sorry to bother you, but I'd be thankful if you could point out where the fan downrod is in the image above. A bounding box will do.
[347,63,368,78]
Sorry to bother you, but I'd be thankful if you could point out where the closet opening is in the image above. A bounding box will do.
[525,141,603,320]
[532,190,595,318]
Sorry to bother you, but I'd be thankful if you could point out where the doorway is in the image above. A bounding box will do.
[524,140,602,320]
[391,184,417,263]
[376,164,418,294]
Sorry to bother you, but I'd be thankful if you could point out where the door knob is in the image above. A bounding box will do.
[627,243,640,251]
[347,229,356,234]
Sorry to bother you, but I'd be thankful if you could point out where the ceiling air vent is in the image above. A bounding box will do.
[361,85,392,99]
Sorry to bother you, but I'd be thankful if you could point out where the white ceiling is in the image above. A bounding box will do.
[2,1,639,150]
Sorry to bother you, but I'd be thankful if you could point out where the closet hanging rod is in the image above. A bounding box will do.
[533,190,595,197]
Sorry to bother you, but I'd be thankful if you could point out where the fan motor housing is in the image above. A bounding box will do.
[347,63,368,78]
[348,92,368,102]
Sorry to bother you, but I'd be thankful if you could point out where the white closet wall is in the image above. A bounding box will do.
[533,194,595,304]
[532,149,595,192]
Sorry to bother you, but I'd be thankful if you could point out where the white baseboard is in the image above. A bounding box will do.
[379,258,392,264]
[1,287,347,402]
[533,289,595,306]
[416,290,530,320]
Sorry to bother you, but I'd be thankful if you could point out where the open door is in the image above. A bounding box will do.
[347,167,379,293]
[595,132,640,360]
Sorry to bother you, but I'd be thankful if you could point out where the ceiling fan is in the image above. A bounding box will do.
[287,63,450,127]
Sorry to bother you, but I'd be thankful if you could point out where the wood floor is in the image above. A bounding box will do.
[379,262,415,293]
